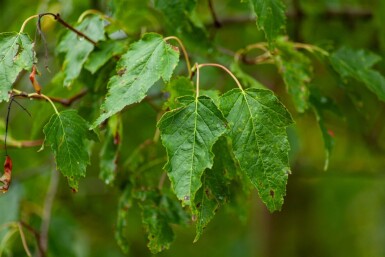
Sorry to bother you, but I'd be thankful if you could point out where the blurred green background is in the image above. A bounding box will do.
[1,0,385,256]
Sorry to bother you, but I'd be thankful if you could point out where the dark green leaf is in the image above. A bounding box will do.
[57,16,105,87]
[309,90,340,171]
[249,0,286,46]
[220,88,293,212]
[115,185,132,253]
[158,96,227,206]
[274,39,312,112]
[99,115,122,184]
[93,33,179,127]
[193,137,230,242]
[330,47,385,102]
[42,110,97,190]
[138,191,188,253]
[0,32,35,102]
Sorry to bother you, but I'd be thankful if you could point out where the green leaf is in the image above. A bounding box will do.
[115,185,132,254]
[309,89,340,171]
[138,191,189,254]
[42,110,97,190]
[249,0,286,46]
[99,115,122,185]
[0,32,35,102]
[219,88,293,212]
[158,96,227,206]
[57,16,105,87]
[330,47,385,102]
[93,33,179,127]
[84,40,127,74]
[163,76,194,110]
[274,38,313,112]
[193,137,230,242]
[230,62,266,89]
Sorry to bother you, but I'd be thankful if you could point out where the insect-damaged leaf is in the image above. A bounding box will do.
[57,15,105,87]
[93,33,179,127]
[138,191,189,254]
[219,88,293,212]
[157,96,227,206]
[330,47,385,102]
[42,110,97,190]
[249,0,286,47]
[193,137,230,242]
[0,32,35,102]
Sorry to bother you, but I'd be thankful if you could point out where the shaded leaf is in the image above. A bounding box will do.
[99,115,122,184]
[230,62,265,89]
[158,96,227,206]
[309,89,340,171]
[84,40,127,74]
[193,137,230,242]
[249,0,286,46]
[57,16,105,87]
[115,185,132,253]
[93,33,179,127]
[219,88,293,212]
[138,191,189,253]
[163,76,194,110]
[330,47,385,102]
[42,110,97,190]
[274,39,312,112]
[0,32,35,102]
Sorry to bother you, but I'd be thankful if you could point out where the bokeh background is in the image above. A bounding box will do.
[1,0,385,256]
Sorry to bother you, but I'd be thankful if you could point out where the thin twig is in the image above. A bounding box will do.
[197,63,243,90]
[19,221,46,257]
[17,223,32,257]
[208,0,221,28]
[12,89,87,107]
[163,36,192,77]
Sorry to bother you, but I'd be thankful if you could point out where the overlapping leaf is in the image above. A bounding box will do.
[158,96,227,206]
[274,39,313,112]
[139,192,188,254]
[84,40,127,74]
[57,16,105,87]
[42,110,97,190]
[249,0,286,46]
[93,33,179,127]
[0,32,35,102]
[99,115,122,185]
[193,137,230,242]
[220,88,293,212]
[330,47,385,102]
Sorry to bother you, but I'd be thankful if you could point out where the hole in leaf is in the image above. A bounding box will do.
[270,190,275,198]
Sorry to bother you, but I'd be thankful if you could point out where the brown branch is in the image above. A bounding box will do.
[208,0,221,28]
[1,138,44,148]
[38,13,98,46]
[13,89,88,107]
